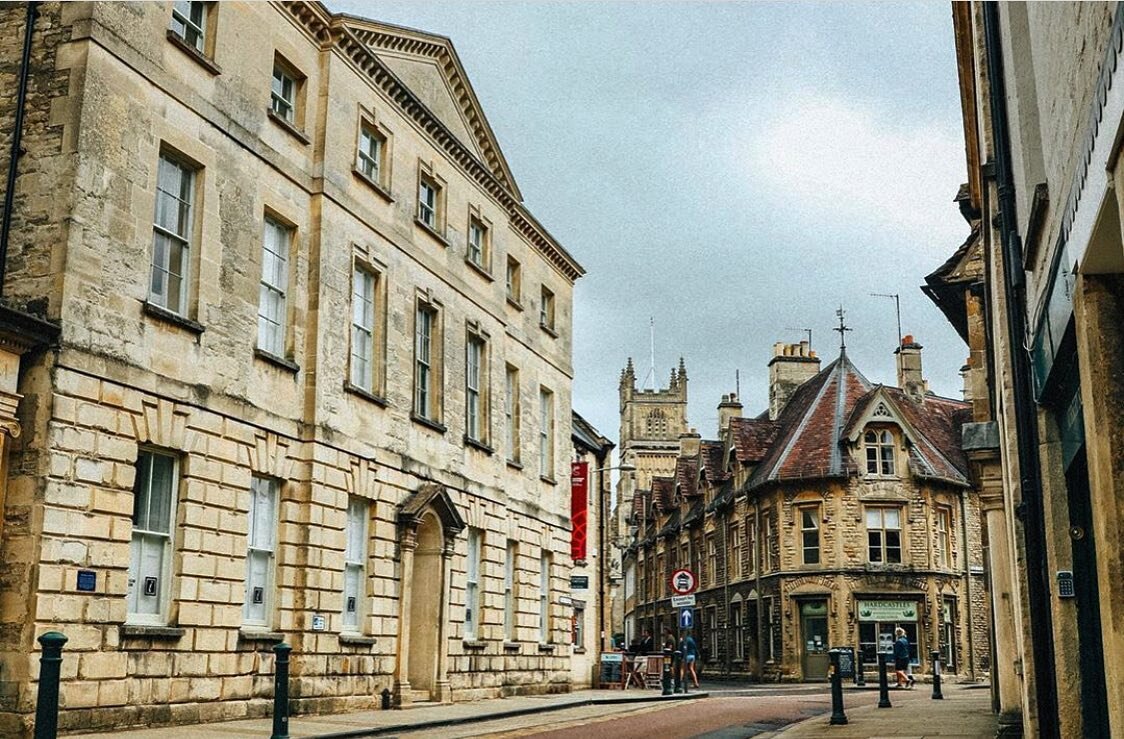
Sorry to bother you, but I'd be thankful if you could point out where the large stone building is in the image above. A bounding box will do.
[933,3,1124,735]
[0,2,584,734]
[622,339,990,682]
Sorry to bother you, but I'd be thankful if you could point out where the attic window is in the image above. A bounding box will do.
[864,429,896,477]
[872,402,892,418]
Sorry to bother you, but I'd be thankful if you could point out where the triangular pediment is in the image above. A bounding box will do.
[398,482,466,535]
[337,16,522,200]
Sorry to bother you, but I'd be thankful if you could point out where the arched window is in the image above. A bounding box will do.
[864,429,896,476]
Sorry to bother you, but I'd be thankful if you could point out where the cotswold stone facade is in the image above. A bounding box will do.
[623,341,990,682]
[0,2,583,734]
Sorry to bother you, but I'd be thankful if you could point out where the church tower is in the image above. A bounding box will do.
[617,356,689,493]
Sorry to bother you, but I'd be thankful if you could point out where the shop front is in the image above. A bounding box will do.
[799,599,830,680]
[856,598,920,666]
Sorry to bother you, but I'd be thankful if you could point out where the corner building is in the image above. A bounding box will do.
[0,2,584,734]
[623,341,990,682]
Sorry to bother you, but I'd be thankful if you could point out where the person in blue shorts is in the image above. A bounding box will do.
[893,627,915,689]
[679,630,700,687]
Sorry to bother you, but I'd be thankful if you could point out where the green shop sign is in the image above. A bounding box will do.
[856,600,917,622]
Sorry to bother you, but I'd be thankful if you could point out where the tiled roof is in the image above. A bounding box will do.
[675,457,700,497]
[880,388,971,485]
[652,476,675,512]
[631,488,650,517]
[748,352,872,488]
[700,440,727,482]
[730,417,779,464]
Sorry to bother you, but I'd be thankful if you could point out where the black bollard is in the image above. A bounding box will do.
[272,643,292,739]
[931,650,944,700]
[34,632,68,739]
[673,649,683,694]
[828,649,848,725]
[855,650,866,687]
[661,651,672,695]
[380,687,392,710]
[877,653,892,708]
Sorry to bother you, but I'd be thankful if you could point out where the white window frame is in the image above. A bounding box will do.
[466,334,486,443]
[539,551,552,644]
[357,122,384,184]
[505,365,520,463]
[540,286,555,330]
[539,387,554,479]
[467,217,487,269]
[728,523,740,579]
[244,476,279,627]
[746,515,757,575]
[271,63,296,123]
[350,266,376,392]
[258,216,290,357]
[936,506,952,568]
[414,302,438,419]
[800,506,821,565]
[128,449,179,625]
[504,540,518,642]
[464,528,483,640]
[707,606,718,662]
[866,506,903,564]
[865,429,896,477]
[732,604,744,661]
[150,153,195,316]
[506,256,521,303]
[418,177,438,228]
[170,1,207,52]
[343,497,368,632]
[707,536,717,587]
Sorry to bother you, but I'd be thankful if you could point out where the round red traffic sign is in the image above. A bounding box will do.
[670,568,697,595]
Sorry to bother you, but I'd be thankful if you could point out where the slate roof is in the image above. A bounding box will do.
[729,417,779,464]
[674,457,700,497]
[700,440,727,483]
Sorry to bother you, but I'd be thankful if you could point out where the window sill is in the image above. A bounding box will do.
[352,167,394,203]
[506,459,523,470]
[143,301,205,336]
[339,633,377,647]
[238,628,285,643]
[267,108,311,145]
[165,30,221,75]
[465,258,494,282]
[121,625,186,640]
[540,323,559,339]
[344,381,388,407]
[463,639,487,650]
[414,218,450,247]
[537,643,555,653]
[540,475,557,486]
[506,297,524,311]
[411,412,447,434]
[465,436,494,455]
[503,641,521,651]
[573,647,587,654]
[255,347,299,373]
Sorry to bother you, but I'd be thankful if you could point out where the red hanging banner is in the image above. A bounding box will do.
[570,462,589,560]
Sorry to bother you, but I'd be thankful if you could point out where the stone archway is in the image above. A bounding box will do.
[393,483,465,706]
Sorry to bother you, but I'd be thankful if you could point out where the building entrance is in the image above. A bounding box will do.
[407,512,443,699]
[799,600,829,680]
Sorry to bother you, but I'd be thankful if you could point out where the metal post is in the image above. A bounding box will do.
[828,649,848,725]
[272,643,292,739]
[673,649,683,694]
[855,650,866,687]
[34,632,67,739]
[931,650,944,700]
[661,649,672,695]
[877,653,892,708]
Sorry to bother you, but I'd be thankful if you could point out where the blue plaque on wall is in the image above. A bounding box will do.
[76,570,96,592]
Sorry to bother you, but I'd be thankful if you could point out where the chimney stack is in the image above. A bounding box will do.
[895,335,928,399]
[678,427,701,458]
[718,393,743,437]
[768,341,821,420]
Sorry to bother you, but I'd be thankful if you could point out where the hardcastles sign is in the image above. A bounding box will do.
[856,600,918,622]
[570,462,589,560]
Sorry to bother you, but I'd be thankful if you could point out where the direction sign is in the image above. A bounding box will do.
[671,594,696,608]
[679,608,694,629]
[669,568,697,595]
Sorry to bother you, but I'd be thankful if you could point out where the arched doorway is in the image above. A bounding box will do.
[407,512,443,697]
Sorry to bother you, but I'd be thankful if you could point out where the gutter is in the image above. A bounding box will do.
[0,1,40,299]
[980,5,1060,736]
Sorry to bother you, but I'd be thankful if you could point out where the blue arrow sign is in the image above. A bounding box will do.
[679,608,693,629]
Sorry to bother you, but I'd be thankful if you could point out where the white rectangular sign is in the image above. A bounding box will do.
[671,594,696,608]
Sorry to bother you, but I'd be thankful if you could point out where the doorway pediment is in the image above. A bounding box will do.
[398,483,466,536]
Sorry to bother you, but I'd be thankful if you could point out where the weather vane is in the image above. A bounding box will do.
[834,306,852,350]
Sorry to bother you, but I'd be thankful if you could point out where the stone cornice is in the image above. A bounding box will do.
[277,2,584,283]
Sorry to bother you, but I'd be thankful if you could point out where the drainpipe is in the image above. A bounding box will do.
[0,1,40,299]
[981,5,1060,736]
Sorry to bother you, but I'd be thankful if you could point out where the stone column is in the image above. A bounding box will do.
[978,460,1022,735]
[433,537,455,703]
[393,528,417,707]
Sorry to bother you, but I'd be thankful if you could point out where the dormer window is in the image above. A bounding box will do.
[864,429,896,477]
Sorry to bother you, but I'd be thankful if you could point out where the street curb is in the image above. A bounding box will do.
[310,691,709,738]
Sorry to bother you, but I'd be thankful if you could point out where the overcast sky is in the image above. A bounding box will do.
[332,1,970,452]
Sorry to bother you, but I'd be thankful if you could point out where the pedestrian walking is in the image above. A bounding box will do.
[893,628,915,689]
[680,631,700,688]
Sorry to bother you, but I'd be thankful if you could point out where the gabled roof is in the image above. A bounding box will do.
[572,410,614,455]
[747,351,873,488]
[652,476,675,512]
[699,441,727,483]
[729,417,779,464]
[335,15,523,200]
[856,387,971,486]
[631,488,650,518]
[674,457,700,498]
